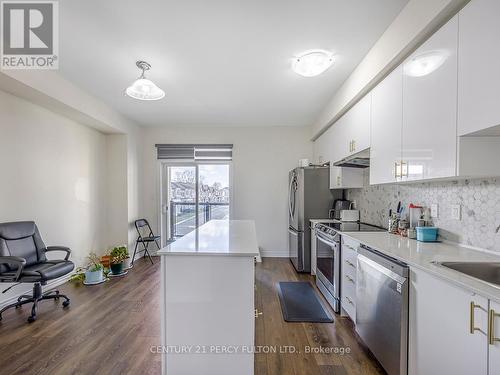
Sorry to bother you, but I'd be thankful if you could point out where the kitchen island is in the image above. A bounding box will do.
[158,220,259,375]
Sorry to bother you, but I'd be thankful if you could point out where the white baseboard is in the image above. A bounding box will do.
[0,273,72,309]
[259,250,289,258]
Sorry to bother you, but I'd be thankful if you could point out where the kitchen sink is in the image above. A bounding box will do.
[437,262,500,286]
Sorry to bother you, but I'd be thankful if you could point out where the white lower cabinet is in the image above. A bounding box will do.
[489,300,500,371]
[341,236,359,322]
[409,267,489,375]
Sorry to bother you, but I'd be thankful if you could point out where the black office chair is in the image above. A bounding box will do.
[0,221,74,323]
[132,219,160,266]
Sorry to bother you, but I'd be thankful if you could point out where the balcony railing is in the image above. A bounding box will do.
[169,201,230,239]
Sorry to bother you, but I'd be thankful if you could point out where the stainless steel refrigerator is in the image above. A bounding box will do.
[288,167,341,273]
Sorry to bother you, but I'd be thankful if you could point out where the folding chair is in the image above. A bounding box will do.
[132,219,160,266]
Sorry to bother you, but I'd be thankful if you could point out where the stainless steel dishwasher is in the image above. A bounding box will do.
[356,245,409,375]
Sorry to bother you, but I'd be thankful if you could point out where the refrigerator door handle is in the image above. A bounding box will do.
[288,175,297,220]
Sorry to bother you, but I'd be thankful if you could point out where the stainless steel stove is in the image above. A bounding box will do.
[314,221,385,312]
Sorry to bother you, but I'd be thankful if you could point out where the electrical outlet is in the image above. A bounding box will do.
[451,204,461,220]
[431,204,438,218]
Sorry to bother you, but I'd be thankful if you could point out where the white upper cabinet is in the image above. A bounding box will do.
[401,15,458,181]
[313,86,371,168]
[329,116,347,164]
[370,66,403,185]
[330,165,364,189]
[312,135,324,165]
[342,94,371,158]
[313,127,329,164]
[458,0,500,136]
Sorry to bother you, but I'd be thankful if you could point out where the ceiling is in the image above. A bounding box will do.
[59,0,408,127]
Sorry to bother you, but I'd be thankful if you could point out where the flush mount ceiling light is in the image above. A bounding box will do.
[404,51,448,77]
[292,50,334,77]
[126,60,165,101]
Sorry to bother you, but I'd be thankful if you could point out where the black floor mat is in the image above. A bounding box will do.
[277,281,334,323]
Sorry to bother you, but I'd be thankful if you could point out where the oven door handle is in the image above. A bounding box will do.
[316,233,337,247]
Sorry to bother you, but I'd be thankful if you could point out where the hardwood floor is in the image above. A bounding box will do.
[0,257,384,375]
[0,260,162,375]
[255,258,384,375]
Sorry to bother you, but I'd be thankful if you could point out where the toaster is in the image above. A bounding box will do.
[340,210,360,222]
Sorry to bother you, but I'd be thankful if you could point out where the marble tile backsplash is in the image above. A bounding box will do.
[346,171,500,251]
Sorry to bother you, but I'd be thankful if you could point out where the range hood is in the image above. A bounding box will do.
[333,149,370,168]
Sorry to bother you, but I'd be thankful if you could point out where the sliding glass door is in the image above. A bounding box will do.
[161,162,231,242]
[167,165,197,238]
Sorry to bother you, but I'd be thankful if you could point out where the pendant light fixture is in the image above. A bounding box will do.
[126,60,165,100]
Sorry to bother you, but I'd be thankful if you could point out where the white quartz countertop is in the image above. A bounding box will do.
[341,231,500,302]
[157,220,259,257]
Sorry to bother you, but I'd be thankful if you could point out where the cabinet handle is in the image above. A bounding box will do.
[337,175,341,186]
[255,309,263,318]
[489,309,500,345]
[345,275,355,284]
[348,140,352,152]
[343,244,357,252]
[470,301,487,335]
[345,296,354,305]
[401,161,409,178]
[345,259,355,268]
[352,140,356,152]
[394,161,402,179]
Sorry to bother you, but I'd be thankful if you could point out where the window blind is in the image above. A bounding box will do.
[155,144,233,161]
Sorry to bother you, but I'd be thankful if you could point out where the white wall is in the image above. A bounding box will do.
[126,129,144,252]
[0,70,145,252]
[142,126,312,256]
[106,135,129,248]
[0,90,111,304]
[311,0,470,139]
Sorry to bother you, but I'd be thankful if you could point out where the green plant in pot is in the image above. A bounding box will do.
[109,246,129,275]
[69,253,104,285]
[85,253,104,283]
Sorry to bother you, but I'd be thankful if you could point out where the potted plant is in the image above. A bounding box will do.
[109,246,129,275]
[85,253,104,283]
[100,255,111,268]
[69,252,104,285]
